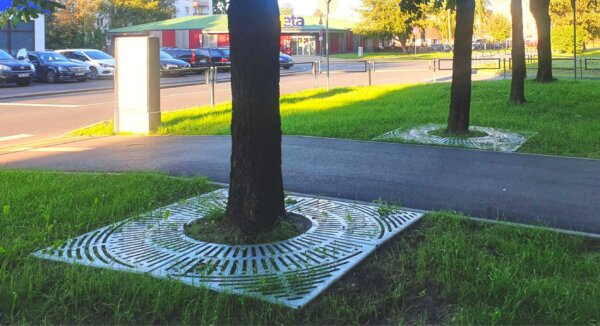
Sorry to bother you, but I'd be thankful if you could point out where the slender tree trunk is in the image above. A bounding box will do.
[447,0,475,135]
[224,0,285,235]
[510,0,526,104]
[530,0,554,82]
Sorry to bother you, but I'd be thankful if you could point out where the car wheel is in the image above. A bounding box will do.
[78,78,87,82]
[89,67,98,79]
[284,66,291,69]
[16,80,32,87]
[45,70,57,84]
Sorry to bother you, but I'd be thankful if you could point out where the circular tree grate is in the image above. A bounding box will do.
[33,189,423,308]
[373,123,532,152]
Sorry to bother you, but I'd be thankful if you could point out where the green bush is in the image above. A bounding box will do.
[552,24,586,53]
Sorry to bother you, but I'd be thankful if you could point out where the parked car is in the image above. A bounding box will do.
[0,49,35,86]
[279,52,294,69]
[160,51,191,76]
[16,49,90,83]
[161,48,230,71]
[203,48,230,70]
[218,48,230,61]
[56,49,115,79]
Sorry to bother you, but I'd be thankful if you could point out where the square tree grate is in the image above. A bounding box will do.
[374,124,532,152]
[33,190,424,308]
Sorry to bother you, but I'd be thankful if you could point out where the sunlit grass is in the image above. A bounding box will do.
[1,170,598,324]
[74,80,600,159]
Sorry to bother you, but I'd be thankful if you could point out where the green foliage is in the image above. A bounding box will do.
[552,24,587,53]
[45,0,106,50]
[99,0,176,29]
[354,0,416,46]
[0,0,64,25]
[550,0,600,41]
[489,14,511,42]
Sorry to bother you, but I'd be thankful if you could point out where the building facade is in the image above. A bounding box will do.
[174,0,212,18]
[0,17,45,55]
[108,15,374,55]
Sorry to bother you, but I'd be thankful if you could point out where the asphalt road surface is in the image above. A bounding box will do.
[2,135,598,235]
[0,60,500,148]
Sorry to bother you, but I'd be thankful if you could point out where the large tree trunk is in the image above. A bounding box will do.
[447,0,475,135]
[530,0,554,82]
[224,0,286,235]
[510,0,526,104]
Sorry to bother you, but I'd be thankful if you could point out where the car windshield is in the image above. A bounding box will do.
[209,49,224,57]
[39,53,69,62]
[160,51,173,59]
[83,50,113,60]
[0,50,14,60]
[220,49,230,56]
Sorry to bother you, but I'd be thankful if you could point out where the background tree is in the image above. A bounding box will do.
[46,0,104,50]
[99,0,175,29]
[551,24,587,52]
[510,0,526,104]
[354,0,415,51]
[550,0,600,50]
[280,3,293,15]
[530,0,554,82]
[474,0,489,35]
[212,0,229,14]
[313,8,324,17]
[489,13,511,42]
[225,0,285,235]
[447,0,475,134]
[415,0,455,44]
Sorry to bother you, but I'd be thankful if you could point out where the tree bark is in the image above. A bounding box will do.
[510,0,526,104]
[447,0,475,135]
[224,0,286,235]
[530,0,554,82]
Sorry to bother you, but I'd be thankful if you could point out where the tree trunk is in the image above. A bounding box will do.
[224,0,286,235]
[510,0,526,104]
[447,0,475,135]
[530,0,554,82]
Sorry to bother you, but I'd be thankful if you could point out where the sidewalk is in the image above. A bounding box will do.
[2,135,599,235]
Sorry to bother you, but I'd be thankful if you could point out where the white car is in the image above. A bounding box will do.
[56,49,115,79]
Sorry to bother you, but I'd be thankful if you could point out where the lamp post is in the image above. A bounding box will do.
[326,0,330,92]
[572,0,576,79]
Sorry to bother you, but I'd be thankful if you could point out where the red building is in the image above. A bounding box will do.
[108,15,374,56]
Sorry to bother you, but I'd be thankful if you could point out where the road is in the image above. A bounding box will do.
[2,135,598,235]
[0,60,499,148]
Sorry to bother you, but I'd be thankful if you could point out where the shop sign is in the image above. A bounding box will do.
[282,15,305,29]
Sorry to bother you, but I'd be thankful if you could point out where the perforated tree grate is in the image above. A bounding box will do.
[33,189,424,308]
[374,124,532,152]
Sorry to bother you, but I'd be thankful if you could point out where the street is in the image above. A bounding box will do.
[0,59,497,148]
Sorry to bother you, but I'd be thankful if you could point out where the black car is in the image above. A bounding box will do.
[17,49,90,83]
[161,48,230,71]
[0,49,35,86]
[160,51,191,76]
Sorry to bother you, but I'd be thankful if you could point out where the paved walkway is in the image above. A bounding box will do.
[1,135,599,234]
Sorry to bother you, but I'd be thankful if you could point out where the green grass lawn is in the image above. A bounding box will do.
[75,80,600,159]
[1,170,599,324]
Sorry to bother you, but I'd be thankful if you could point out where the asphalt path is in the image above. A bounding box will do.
[0,60,477,148]
[2,135,598,235]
